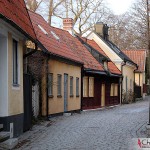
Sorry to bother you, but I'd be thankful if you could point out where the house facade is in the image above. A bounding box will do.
[123,50,146,98]
[28,11,83,116]
[87,23,138,102]
[0,0,36,137]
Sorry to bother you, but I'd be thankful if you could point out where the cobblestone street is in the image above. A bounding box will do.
[15,97,149,150]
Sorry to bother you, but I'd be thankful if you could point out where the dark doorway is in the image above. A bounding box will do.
[23,74,32,132]
[134,85,142,98]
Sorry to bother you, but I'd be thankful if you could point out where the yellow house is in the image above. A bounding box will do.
[0,1,36,137]
[29,11,83,116]
[87,23,138,102]
[123,50,146,98]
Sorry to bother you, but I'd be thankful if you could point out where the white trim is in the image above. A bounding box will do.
[0,19,25,40]
[12,39,21,89]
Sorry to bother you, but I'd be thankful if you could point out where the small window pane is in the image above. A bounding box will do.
[89,77,94,97]
[48,74,53,96]
[114,84,118,96]
[83,77,88,97]
[110,83,114,96]
[70,76,73,96]
[57,74,62,96]
[110,83,118,96]
[76,78,79,97]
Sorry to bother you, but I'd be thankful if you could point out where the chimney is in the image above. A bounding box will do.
[94,22,109,40]
[63,18,74,35]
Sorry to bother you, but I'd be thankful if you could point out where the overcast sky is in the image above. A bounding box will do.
[106,0,135,15]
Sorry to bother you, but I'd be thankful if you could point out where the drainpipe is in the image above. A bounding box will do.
[46,58,49,120]
[81,66,84,111]
[121,61,126,104]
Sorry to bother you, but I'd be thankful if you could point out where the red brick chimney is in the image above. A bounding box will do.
[63,18,74,35]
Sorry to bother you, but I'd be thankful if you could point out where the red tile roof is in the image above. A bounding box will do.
[83,38,121,75]
[0,0,36,40]
[122,49,146,72]
[29,11,82,64]
[29,11,104,71]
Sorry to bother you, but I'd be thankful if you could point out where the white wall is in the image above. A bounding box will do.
[0,34,8,116]
[0,19,25,117]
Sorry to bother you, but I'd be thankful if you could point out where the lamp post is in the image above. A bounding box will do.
[146,0,150,125]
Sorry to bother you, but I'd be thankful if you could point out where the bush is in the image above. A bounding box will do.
[122,89,135,104]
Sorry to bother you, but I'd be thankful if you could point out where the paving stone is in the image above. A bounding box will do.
[15,96,150,150]
[0,138,18,150]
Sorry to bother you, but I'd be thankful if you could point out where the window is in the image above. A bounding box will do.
[114,84,118,96]
[48,74,53,96]
[89,77,94,97]
[70,76,73,96]
[110,83,118,96]
[76,78,79,97]
[83,77,88,97]
[13,39,19,85]
[103,61,108,70]
[57,74,62,96]
[38,25,48,35]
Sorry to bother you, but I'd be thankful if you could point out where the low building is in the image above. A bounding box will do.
[123,49,146,98]
[28,11,83,116]
[87,23,138,102]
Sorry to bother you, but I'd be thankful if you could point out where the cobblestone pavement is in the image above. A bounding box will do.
[15,97,150,150]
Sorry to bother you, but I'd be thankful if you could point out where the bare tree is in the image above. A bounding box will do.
[26,0,43,12]
[65,0,109,35]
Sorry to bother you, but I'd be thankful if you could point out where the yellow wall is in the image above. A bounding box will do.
[8,32,24,115]
[122,65,135,92]
[135,72,145,95]
[42,59,81,115]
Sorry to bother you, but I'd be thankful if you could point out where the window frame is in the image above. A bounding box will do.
[57,74,62,97]
[48,73,53,97]
[12,39,19,86]
[76,77,79,97]
[70,76,73,97]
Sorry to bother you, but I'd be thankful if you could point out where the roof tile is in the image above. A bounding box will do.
[0,0,36,40]
[82,39,121,75]
[122,49,146,72]
[29,11,104,71]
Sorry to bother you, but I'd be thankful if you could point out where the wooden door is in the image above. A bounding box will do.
[101,84,105,107]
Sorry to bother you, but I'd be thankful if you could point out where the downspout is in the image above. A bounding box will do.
[139,73,141,86]
[46,57,49,120]
[121,61,126,104]
[81,66,84,111]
